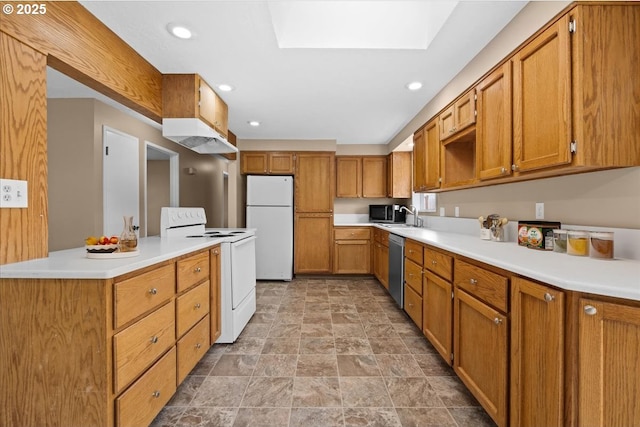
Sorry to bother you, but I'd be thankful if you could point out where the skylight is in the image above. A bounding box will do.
[268,1,458,50]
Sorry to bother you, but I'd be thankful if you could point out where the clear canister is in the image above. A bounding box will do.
[553,229,567,253]
[590,232,614,259]
[567,230,590,256]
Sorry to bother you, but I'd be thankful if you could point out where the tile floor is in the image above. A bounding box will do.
[151,278,497,427]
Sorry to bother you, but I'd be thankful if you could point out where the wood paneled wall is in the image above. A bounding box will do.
[0,1,164,264]
[0,33,48,264]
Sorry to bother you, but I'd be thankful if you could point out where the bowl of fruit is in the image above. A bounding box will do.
[85,235,120,253]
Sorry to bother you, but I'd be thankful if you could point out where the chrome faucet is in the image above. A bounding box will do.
[400,205,423,228]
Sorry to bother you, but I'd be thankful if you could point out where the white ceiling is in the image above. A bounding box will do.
[55,1,528,145]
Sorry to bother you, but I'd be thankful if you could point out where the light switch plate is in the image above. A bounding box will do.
[0,179,28,208]
[535,202,544,219]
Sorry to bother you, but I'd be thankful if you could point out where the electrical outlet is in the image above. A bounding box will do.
[454,206,460,217]
[0,179,28,208]
[535,202,544,219]
[439,207,445,217]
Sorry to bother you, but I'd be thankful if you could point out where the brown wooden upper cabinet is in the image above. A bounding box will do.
[439,90,476,141]
[413,119,441,192]
[412,128,427,192]
[476,62,512,181]
[512,5,640,176]
[241,151,295,175]
[387,151,412,198]
[512,15,571,174]
[163,74,228,138]
[336,156,387,198]
[295,152,335,212]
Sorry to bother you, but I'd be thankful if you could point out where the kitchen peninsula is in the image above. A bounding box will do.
[0,236,229,427]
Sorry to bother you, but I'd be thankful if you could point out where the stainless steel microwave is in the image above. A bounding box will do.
[369,204,406,223]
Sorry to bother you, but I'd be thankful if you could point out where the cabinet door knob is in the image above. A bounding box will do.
[150,336,159,344]
[493,318,503,325]
[584,305,597,316]
[194,267,202,273]
[500,167,506,174]
[469,278,478,285]
[149,288,158,295]
[195,343,202,349]
[152,390,161,398]
[512,164,519,171]
[195,303,201,309]
[544,293,555,302]
[431,260,437,265]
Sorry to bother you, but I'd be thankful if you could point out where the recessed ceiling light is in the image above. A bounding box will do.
[248,121,260,127]
[406,81,423,91]
[218,84,234,92]
[167,23,193,40]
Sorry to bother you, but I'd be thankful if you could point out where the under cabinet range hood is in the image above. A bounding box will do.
[162,118,238,154]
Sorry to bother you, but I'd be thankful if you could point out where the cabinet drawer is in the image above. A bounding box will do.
[405,239,423,266]
[455,260,508,312]
[424,247,453,282]
[404,259,423,296]
[177,314,210,384]
[404,284,423,329]
[334,227,371,240]
[114,302,176,393]
[116,347,176,427]
[177,251,210,293]
[114,263,175,328]
[176,281,210,338]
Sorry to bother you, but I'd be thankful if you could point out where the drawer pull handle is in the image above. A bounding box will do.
[584,305,597,316]
[195,343,202,349]
[152,390,161,398]
[195,303,201,309]
[469,279,478,285]
[431,260,437,265]
[194,267,202,273]
[150,336,158,344]
[149,288,158,295]
[544,293,555,302]
[493,318,503,325]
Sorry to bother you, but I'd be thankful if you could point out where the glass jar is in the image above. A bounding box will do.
[567,230,589,256]
[119,215,138,252]
[553,229,567,253]
[590,232,614,259]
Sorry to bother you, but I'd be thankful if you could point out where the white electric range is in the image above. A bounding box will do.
[160,207,256,343]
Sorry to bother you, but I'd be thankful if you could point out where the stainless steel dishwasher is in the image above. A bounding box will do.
[388,233,405,309]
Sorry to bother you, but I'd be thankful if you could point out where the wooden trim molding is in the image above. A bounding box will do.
[0,1,163,122]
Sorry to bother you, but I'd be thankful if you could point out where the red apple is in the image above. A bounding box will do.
[99,236,110,245]
[110,236,119,244]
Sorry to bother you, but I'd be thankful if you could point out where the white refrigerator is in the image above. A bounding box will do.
[246,175,294,280]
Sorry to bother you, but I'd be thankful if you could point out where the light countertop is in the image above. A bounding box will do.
[375,225,640,302]
[0,236,227,280]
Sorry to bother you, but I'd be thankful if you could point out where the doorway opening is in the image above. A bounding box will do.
[145,142,179,236]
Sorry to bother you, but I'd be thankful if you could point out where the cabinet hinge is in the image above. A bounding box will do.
[450,353,454,362]
[451,291,454,300]
[105,146,109,156]
[569,19,576,33]
[439,177,442,183]
[474,93,477,101]
[570,141,577,154]
[474,109,477,117]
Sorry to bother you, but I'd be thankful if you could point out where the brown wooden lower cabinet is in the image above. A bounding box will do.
[423,270,453,365]
[294,213,333,274]
[510,277,564,427]
[0,247,221,427]
[116,347,177,427]
[578,297,640,427]
[333,227,371,274]
[372,229,389,288]
[454,288,508,427]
